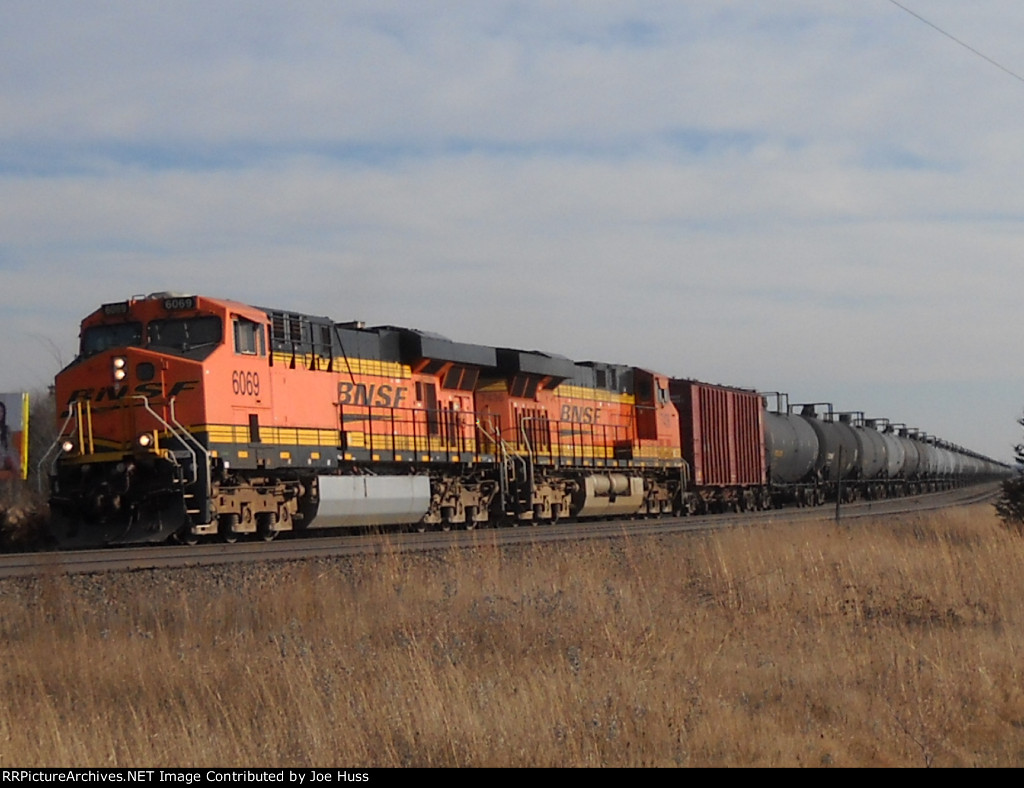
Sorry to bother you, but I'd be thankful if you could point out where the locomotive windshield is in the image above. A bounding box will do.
[78,315,223,360]
[81,322,144,356]
[147,316,223,355]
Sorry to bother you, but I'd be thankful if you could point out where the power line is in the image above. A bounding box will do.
[888,0,1024,85]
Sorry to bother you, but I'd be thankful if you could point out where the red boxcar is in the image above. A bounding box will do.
[670,379,768,512]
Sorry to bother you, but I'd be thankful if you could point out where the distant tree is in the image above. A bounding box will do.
[27,388,57,481]
[995,413,1024,533]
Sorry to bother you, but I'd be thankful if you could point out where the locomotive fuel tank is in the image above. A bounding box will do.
[309,475,432,528]
[574,474,646,517]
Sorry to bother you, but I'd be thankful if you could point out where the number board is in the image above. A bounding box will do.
[163,296,197,311]
[101,301,130,316]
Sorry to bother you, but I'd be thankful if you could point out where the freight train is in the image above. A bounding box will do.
[40,293,1009,548]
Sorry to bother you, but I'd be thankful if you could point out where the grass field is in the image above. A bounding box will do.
[1,502,1023,767]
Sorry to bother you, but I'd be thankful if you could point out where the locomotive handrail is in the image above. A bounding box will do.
[476,418,527,463]
[477,417,530,517]
[36,406,79,491]
[338,401,487,461]
[167,397,211,493]
[131,395,200,486]
[518,415,544,503]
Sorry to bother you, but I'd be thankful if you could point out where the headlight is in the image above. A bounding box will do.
[61,440,76,453]
[136,432,155,449]
[113,356,127,381]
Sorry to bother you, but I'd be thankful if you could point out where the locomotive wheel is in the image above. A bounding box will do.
[464,505,477,531]
[176,525,198,546]
[219,513,240,544]
[257,511,279,542]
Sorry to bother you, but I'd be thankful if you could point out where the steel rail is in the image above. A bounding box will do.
[0,484,1001,579]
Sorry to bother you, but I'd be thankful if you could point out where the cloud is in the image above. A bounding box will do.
[1,2,1023,462]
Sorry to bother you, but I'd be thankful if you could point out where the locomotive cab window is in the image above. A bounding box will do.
[81,322,144,357]
[147,316,222,357]
[233,317,266,356]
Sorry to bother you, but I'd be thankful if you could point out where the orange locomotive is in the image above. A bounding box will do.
[46,293,721,547]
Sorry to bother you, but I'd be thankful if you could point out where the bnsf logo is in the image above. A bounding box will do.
[560,404,602,424]
[337,381,409,408]
[64,380,200,405]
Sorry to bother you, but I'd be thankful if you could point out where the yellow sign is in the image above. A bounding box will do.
[0,392,29,481]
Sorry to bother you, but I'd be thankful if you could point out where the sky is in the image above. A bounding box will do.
[2,1,1023,463]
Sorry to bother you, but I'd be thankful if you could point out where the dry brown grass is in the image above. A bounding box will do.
[2,504,1024,767]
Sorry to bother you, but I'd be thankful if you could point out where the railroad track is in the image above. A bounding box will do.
[0,483,1001,579]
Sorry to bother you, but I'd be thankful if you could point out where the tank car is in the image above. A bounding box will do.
[843,414,886,487]
[762,398,854,505]
[797,404,860,487]
[893,426,923,487]
[869,419,907,483]
[762,393,819,504]
[758,398,1008,504]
